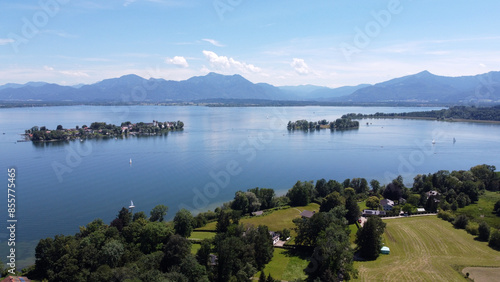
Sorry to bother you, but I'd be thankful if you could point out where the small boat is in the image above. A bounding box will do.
[432,139,435,144]
[129,158,132,164]
[453,137,456,143]
[129,200,135,209]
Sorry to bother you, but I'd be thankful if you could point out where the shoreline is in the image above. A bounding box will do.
[358,116,500,124]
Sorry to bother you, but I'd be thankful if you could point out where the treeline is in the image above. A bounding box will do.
[287,118,359,131]
[25,203,273,282]
[342,105,500,122]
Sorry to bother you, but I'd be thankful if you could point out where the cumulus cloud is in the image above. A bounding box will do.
[0,38,14,45]
[290,58,310,75]
[202,38,224,47]
[165,56,189,68]
[202,50,261,73]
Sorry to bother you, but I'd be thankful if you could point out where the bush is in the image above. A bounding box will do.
[478,221,491,242]
[488,229,500,250]
[465,222,479,235]
[453,215,468,229]
[437,211,455,222]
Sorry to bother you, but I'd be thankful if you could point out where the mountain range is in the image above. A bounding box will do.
[1,71,499,104]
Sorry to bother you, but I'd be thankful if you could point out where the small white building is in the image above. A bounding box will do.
[380,199,395,211]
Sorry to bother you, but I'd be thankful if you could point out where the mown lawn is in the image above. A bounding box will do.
[188,231,216,241]
[256,248,310,281]
[354,216,500,281]
[456,190,500,229]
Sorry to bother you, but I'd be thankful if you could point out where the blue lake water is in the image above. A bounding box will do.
[1,105,500,266]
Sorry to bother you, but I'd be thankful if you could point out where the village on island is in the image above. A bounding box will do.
[23,120,184,142]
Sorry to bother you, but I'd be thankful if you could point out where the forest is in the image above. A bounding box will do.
[342,105,500,122]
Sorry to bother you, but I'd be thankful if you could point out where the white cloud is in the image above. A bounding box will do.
[202,38,224,47]
[165,56,189,68]
[202,50,261,73]
[124,0,136,6]
[44,66,54,71]
[290,58,310,75]
[0,38,14,45]
[59,70,90,77]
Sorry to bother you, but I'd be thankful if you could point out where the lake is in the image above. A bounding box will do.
[1,105,500,267]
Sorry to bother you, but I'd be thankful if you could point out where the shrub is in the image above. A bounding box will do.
[488,229,500,250]
[437,210,455,222]
[465,222,479,235]
[453,215,468,229]
[478,221,491,242]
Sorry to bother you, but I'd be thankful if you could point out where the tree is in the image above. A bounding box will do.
[345,195,361,224]
[150,204,168,222]
[216,209,231,233]
[231,191,249,212]
[351,178,369,194]
[494,199,500,216]
[453,214,468,229]
[401,203,414,214]
[311,225,357,281]
[100,240,124,268]
[56,124,63,130]
[383,181,403,202]
[196,239,212,266]
[320,192,345,212]
[280,228,291,240]
[161,234,192,272]
[370,179,381,195]
[174,208,195,237]
[286,181,313,206]
[133,211,147,221]
[366,196,380,210]
[294,206,348,246]
[489,229,500,250]
[355,216,386,260]
[259,271,266,282]
[478,221,490,242]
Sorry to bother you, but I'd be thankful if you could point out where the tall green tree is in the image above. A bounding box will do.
[174,208,195,237]
[286,181,314,206]
[150,204,168,222]
[345,195,361,224]
[355,216,386,260]
[320,192,345,212]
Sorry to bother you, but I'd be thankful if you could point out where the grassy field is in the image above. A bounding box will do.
[195,203,320,232]
[257,248,310,281]
[354,216,500,281]
[188,231,216,240]
[456,191,500,229]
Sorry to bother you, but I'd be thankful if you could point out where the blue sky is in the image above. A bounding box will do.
[1,0,499,87]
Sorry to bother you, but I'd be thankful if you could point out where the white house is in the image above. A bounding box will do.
[380,199,394,211]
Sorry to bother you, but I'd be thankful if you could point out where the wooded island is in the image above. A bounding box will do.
[25,120,184,141]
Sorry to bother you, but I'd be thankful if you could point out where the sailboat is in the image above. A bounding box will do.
[129,201,135,209]
[432,139,436,144]
[129,158,132,165]
[453,137,456,143]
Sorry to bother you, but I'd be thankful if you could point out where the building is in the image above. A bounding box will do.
[269,231,280,245]
[362,209,386,216]
[300,210,315,218]
[416,208,426,213]
[425,190,440,199]
[251,211,263,216]
[380,199,394,211]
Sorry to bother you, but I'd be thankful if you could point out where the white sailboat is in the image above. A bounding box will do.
[129,158,132,165]
[129,200,135,209]
[432,139,435,144]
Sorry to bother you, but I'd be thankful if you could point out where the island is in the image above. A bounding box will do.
[287,117,359,131]
[24,120,184,142]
